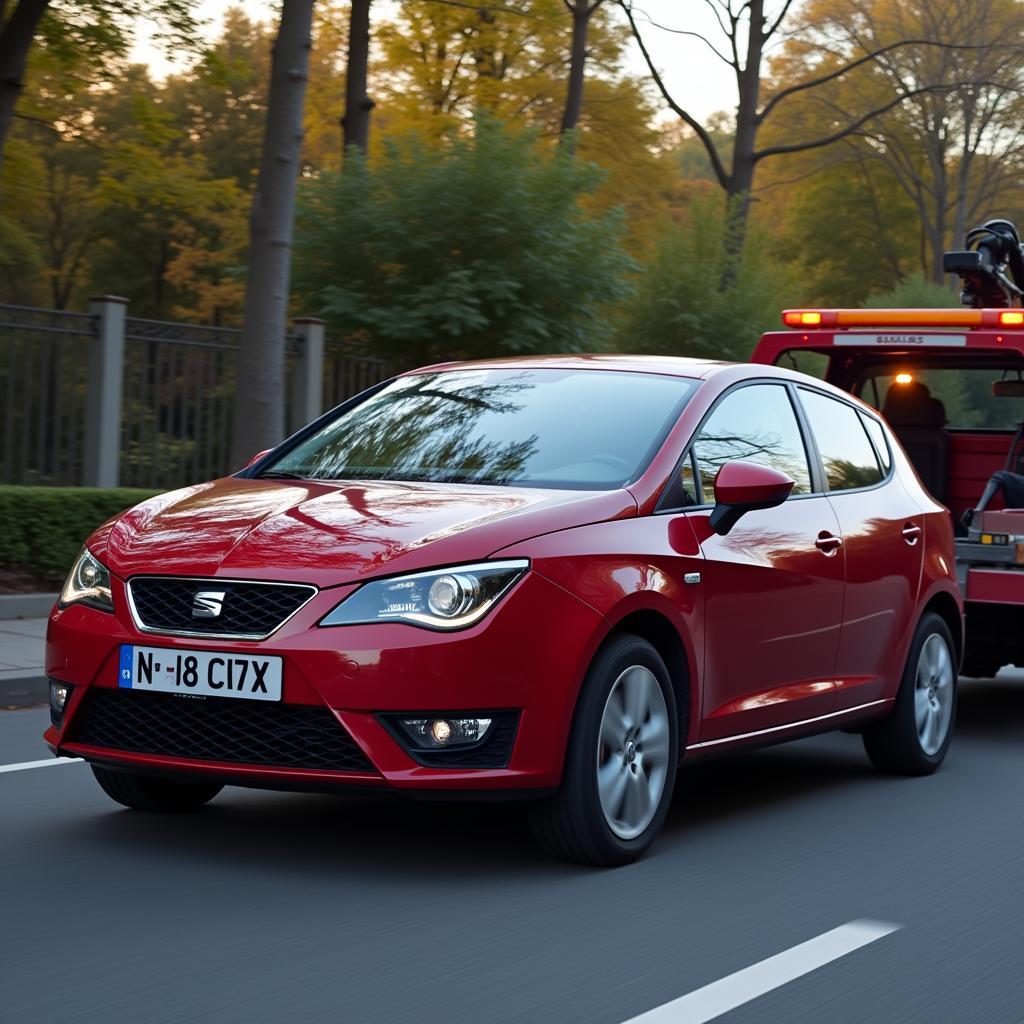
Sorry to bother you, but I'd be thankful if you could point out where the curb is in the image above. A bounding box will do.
[0,674,48,709]
[0,594,57,620]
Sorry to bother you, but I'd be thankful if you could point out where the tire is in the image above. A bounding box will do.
[529,634,682,867]
[863,612,957,775]
[91,765,223,812]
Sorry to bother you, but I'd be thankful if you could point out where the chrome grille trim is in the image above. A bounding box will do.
[125,576,318,641]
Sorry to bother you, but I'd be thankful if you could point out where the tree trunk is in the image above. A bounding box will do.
[0,0,50,177]
[342,0,373,157]
[231,0,316,468]
[722,0,765,279]
[560,3,589,143]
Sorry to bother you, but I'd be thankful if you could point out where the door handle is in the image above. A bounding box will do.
[901,522,922,545]
[815,531,843,556]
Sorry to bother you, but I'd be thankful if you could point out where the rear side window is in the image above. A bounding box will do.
[799,389,883,491]
[860,413,892,473]
[691,383,812,502]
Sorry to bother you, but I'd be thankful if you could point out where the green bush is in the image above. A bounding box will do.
[294,117,636,366]
[0,486,159,587]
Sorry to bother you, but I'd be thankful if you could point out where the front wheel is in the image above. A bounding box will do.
[863,612,957,775]
[91,765,223,812]
[529,634,681,866]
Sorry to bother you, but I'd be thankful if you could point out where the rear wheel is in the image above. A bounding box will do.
[91,765,223,812]
[529,634,681,867]
[863,612,957,775]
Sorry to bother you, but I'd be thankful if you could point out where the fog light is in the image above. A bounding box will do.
[49,681,72,725]
[397,716,493,749]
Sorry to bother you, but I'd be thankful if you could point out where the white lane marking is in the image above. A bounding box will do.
[0,757,82,774]
[621,919,901,1024]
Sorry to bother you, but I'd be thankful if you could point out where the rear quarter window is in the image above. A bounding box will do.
[859,413,893,473]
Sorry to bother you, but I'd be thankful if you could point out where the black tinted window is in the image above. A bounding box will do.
[264,368,696,490]
[800,389,883,491]
[860,413,892,472]
[691,384,812,501]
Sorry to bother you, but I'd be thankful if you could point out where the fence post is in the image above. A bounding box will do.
[83,295,128,488]
[288,317,326,434]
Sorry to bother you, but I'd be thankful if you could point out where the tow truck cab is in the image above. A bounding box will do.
[752,308,1024,677]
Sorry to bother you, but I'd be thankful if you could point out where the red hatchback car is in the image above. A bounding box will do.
[45,356,962,865]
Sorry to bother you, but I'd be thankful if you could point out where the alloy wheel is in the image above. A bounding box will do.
[596,665,671,840]
[915,633,955,756]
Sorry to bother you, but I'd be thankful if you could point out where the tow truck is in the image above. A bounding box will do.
[751,219,1024,677]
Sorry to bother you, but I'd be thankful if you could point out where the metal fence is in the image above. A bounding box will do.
[0,305,95,487]
[0,300,393,490]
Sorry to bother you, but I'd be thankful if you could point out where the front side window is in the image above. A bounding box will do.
[799,389,884,491]
[263,368,697,490]
[690,383,812,502]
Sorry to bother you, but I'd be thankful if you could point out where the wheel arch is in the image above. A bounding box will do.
[921,587,964,668]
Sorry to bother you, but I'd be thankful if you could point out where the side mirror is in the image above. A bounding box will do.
[244,449,273,469]
[709,461,794,535]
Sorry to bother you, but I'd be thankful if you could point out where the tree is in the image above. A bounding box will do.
[778,0,1024,281]
[232,0,317,468]
[374,0,669,240]
[560,0,610,139]
[343,0,374,155]
[293,118,635,365]
[0,0,200,176]
[162,8,273,189]
[613,197,795,360]
[618,0,978,260]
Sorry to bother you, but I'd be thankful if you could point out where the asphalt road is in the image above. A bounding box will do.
[2,674,1023,1024]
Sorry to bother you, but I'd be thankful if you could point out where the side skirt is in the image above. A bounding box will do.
[685,699,892,756]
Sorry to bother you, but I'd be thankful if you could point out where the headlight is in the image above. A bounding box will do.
[59,548,114,612]
[320,560,528,631]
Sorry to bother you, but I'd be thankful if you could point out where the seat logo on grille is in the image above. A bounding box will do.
[191,591,226,619]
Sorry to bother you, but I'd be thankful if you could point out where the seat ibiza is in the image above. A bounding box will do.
[45,357,962,865]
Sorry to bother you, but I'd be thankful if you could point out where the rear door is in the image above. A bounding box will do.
[685,382,846,742]
[796,387,923,709]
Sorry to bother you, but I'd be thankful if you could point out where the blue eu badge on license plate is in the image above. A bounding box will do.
[119,645,134,688]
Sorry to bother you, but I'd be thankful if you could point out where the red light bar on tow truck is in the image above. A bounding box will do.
[782,308,1024,329]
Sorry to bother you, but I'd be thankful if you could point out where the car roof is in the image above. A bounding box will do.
[401,353,732,380]
[399,353,875,407]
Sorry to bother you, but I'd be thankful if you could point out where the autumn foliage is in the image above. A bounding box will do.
[2,0,1023,362]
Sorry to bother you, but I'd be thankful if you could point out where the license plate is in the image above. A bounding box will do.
[118,645,282,701]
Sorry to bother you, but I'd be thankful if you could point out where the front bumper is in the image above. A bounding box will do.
[44,569,605,794]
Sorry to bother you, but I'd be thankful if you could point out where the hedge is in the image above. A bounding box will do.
[0,486,161,586]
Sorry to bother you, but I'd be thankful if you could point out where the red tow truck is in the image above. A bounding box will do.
[752,305,1024,677]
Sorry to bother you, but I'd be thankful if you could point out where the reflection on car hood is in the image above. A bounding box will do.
[92,476,637,587]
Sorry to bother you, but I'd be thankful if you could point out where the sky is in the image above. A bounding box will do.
[129,0,740,122]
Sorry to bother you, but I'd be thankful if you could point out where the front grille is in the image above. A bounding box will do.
[69,688,374,773]
[128,577,316,638]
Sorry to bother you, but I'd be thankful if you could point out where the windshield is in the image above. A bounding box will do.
[261,368,697,490]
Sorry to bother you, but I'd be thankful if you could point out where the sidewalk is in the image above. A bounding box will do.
[0,618,48,708]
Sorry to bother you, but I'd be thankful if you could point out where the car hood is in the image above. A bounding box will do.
[93,476,636,588]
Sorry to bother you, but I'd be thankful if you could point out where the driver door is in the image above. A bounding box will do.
[685,382,846,743]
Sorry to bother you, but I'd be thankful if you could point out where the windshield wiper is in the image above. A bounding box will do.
[258,470,310,480]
